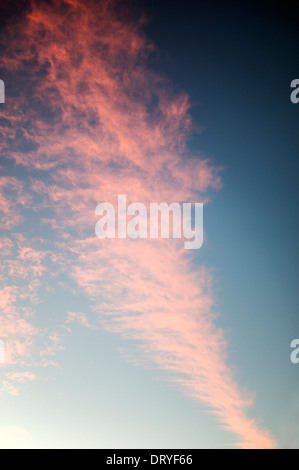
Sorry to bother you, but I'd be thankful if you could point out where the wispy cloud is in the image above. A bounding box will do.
[0,0,275,448]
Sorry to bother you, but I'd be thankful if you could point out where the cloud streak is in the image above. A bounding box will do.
[0,0,275,448]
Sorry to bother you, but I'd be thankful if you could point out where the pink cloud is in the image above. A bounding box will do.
[0,381,19,397]
[0,177,31,229]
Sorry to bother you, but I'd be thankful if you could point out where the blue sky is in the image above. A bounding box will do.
[0,0,298,449]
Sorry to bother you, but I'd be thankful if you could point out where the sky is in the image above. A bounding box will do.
[0,0,298,449]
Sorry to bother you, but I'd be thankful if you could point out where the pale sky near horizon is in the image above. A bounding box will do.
[0,0,298,449]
